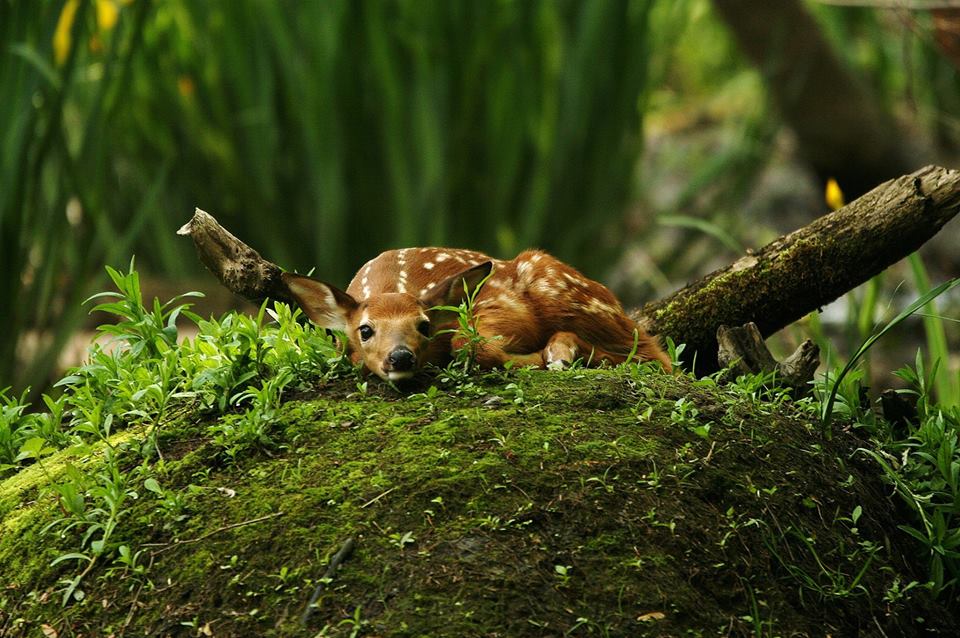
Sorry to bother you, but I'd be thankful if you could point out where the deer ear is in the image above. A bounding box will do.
[421,261,493,318]
[282,272,357,331]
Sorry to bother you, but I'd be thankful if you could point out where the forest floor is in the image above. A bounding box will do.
[1,366,954,637]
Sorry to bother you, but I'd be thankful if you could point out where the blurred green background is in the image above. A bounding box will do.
[2,0,959,397]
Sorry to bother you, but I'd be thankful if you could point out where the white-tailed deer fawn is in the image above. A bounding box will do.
[282,248,670,381]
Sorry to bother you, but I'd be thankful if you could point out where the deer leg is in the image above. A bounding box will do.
[543,332,582,368]
[543,331,673,370]
[543,332,629,368]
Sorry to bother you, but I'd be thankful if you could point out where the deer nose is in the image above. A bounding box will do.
[387,348,416,371]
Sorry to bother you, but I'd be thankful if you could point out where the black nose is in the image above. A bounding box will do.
[387,348,416,371]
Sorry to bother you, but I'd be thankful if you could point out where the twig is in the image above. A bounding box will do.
[360,487,396,508]
[872,615,890,638]
[703,441,717,465]
[144,511,285,554]
[300,538,357,626]
[119,582,144,637]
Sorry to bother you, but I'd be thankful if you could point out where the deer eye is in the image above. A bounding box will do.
[358,325,374,342]
[417,320,431,337]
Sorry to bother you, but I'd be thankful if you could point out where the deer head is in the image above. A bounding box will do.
[283,262,491,381]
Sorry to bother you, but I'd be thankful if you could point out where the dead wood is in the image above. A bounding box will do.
[716,322,819,395]
[634,165,960,374]
[177,209,294,305]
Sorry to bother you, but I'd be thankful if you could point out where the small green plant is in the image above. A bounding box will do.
[553,564,573,587]
[0,389,68,474]
[85,258,202,360]
[665,337,686,370]
[820,276,960,433]
[434,271,495,374]
[388,530,416,552]
[670,397,711,438]
[337,606,367,638]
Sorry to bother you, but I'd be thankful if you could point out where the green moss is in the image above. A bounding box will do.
[0,368,955,637]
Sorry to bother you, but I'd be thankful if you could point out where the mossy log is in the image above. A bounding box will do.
[181,166,960,375]
[634,165,960,374]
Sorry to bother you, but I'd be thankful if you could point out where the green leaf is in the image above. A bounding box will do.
[50,552,93,567]
[15,436,45,462]
[144,478,163,495]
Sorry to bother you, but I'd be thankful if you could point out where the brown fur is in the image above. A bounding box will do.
[283,247,670,380]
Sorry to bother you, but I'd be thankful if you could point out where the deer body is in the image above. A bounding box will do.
[283,248,670,381]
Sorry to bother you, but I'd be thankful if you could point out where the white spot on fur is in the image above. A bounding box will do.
[436,253,450,262]
[516,260,535,285]
[562,272,587,287]
[534,279,558,295]
[585,298,619,316]
[362,285,371,299]
[496,293,521,307]
[397,251,409,293]
[423,262,434,270]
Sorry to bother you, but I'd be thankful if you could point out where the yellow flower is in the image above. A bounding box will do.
[54,0,125,67]
[53,0,80,66]
[95,0,120,32]
[825,177,845,211]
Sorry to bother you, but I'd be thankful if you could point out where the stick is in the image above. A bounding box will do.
[177,208,293,305]
[300,537,357,626]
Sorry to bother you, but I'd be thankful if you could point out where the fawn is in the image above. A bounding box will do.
[282,248,670,381]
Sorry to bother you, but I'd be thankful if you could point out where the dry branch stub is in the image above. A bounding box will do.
[177,208,293,305]
[635,165,960,374]
[716,322,819,395]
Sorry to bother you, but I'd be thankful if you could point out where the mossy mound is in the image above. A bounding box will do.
[1,368,954,636]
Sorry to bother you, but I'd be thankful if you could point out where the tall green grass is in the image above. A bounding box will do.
[2,0,655,392]
[1,0,156,394]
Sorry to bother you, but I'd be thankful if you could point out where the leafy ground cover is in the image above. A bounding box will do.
[1,265,958,636]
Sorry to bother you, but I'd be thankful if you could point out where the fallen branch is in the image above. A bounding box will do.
[300,537,357,626]
[177,209,293,305]
[634,165,960,373]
